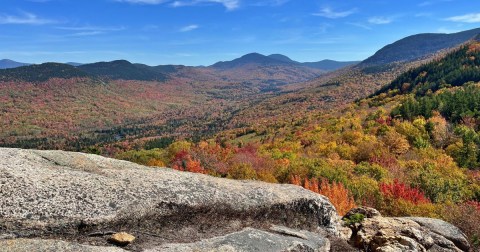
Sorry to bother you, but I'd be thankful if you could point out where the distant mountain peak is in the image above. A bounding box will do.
[0,59,30,69]
[361,27,480,66]
[211,53,290,69]
[211,53,358,71]
[78,59,167,81]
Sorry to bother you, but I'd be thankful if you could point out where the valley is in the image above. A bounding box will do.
[1,22,480,251]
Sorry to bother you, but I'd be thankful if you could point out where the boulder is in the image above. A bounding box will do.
[0,148,338,250]
[343,208,470,252]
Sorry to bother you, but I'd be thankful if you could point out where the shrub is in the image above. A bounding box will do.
[227,163,257,180]
[354,162,387,181]
[116,148,166,166]
[343,213,365,226]
[380,179,430,204]
[347,176,382,208]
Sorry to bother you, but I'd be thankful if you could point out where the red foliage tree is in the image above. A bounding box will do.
[171,150,206,174]
[379,179,430,204]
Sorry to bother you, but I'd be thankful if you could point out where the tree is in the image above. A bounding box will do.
[382,130,410,155]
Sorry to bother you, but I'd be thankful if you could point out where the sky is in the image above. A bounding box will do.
[0,0,479,66]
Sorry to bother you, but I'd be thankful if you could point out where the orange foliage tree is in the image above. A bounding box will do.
[290,176,356,215]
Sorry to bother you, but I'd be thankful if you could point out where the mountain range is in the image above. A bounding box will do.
[0,54,357,71]
[1,27,479,151]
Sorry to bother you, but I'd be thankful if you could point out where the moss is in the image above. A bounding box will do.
[343,213,365,226]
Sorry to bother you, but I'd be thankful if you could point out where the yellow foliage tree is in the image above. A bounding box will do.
[383,130,410,155]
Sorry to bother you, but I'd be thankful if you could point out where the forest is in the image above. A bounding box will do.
[114,42,480,249]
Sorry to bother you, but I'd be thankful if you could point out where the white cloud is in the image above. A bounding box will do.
[179,24,199,32]
[171,0,239,10]
[55,25,125,37]
[368,16,393,25]
[313,7,356,19]
[0,11,54,25]
[56,25,125,31]
[118,0,240,10]
[445,13,480,23]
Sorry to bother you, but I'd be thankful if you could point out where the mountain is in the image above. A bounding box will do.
[78,60,167,81]
[215,53,359,72]
[211,53,292,69]
[0,59,30,69]
[0,60,169,82]
[267,54,359,71]
[362,28,480,66]
[302,59,360,71]
[0,63,88,82]
[151,64,187,74]
[223,31,479,127]
[209,53,324,87]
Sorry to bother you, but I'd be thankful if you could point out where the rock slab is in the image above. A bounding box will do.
[0,148,338,251]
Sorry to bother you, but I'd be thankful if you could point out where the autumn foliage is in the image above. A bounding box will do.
[171,150,206,174]
[291,176,356,215]
[380,179,430,204]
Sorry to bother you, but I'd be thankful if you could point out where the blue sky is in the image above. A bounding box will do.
[0,0,479,66]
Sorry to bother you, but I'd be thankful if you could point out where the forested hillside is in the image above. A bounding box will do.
[0,63,88,82]
[374,42,480,96]
[116,41,480,249]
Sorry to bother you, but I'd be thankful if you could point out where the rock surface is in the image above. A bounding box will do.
[0,239,126,252]
[405,217,470,251]
[344,207,470,252]
[0,148,338,251]
[149,226,330,252]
